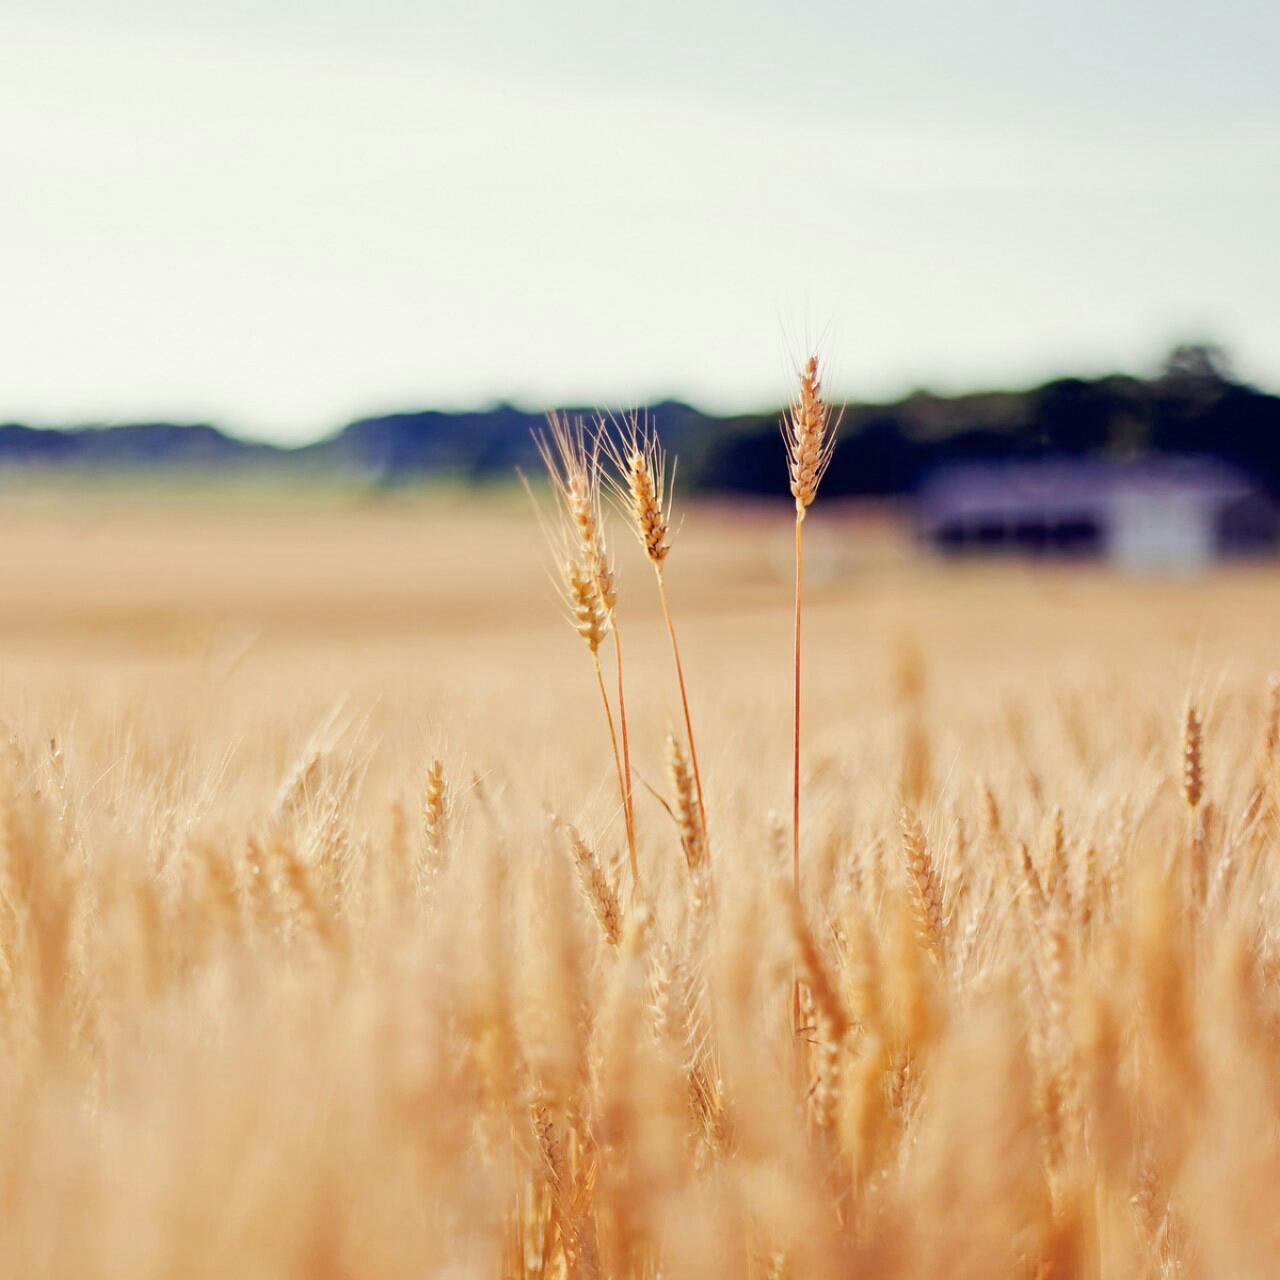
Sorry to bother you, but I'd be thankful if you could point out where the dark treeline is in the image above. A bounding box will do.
[693,345,1280,500]
[3,345,1278,498]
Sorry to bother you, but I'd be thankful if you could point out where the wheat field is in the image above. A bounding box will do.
[2,474,1280,1279]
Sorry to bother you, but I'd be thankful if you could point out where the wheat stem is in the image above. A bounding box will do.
[656,570,707,854]
[601,416,705,856]
[783,354,835,894]
[792,513,804,894]
[589,650,635,890]
[611,622,638,886]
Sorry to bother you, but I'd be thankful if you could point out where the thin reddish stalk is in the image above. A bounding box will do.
[656,571,708,851]
[792,513,804,895]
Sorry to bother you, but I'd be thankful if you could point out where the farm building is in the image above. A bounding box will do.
[917,457,1278,570]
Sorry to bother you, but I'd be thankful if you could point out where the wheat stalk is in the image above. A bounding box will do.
[535,414,639,887]
[601,412,708,855]
[782,355,838,893]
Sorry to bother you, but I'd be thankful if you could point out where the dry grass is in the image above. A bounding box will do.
[1,486,1280,1277]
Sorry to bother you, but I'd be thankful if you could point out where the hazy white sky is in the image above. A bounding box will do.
[2,1,1277,441]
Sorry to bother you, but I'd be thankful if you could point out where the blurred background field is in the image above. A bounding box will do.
[4,488,1278,838]
[4,486,1274,667]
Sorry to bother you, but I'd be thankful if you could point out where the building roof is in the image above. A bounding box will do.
[917,456,1261,532]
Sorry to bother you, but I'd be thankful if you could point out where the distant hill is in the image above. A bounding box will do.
[0,421,269,466]
[307,404,543,477]
[303,399,711,481]
[4,346,1279,499]
[0,401,711,481]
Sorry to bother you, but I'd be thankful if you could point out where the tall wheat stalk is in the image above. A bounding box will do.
[602,414,708,853]
[782,356,837,894]
[534,414,639,886]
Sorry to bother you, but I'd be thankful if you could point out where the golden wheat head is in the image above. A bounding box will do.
[599,411,672,568]
[783,355,837,516]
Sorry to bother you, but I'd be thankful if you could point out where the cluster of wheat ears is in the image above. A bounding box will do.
[3,357,1280,1278]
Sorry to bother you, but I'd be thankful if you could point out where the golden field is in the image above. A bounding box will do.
[2,488,1280,1278]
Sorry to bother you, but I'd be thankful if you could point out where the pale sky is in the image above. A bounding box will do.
[2,2,1277,441]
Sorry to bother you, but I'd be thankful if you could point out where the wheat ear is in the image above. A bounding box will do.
[1182,697,1207,906]
[562,822,623,947]
[666,733,707,877]
[1181,699,1203,811]
[421,758,450,888]
[899,807,947,966]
